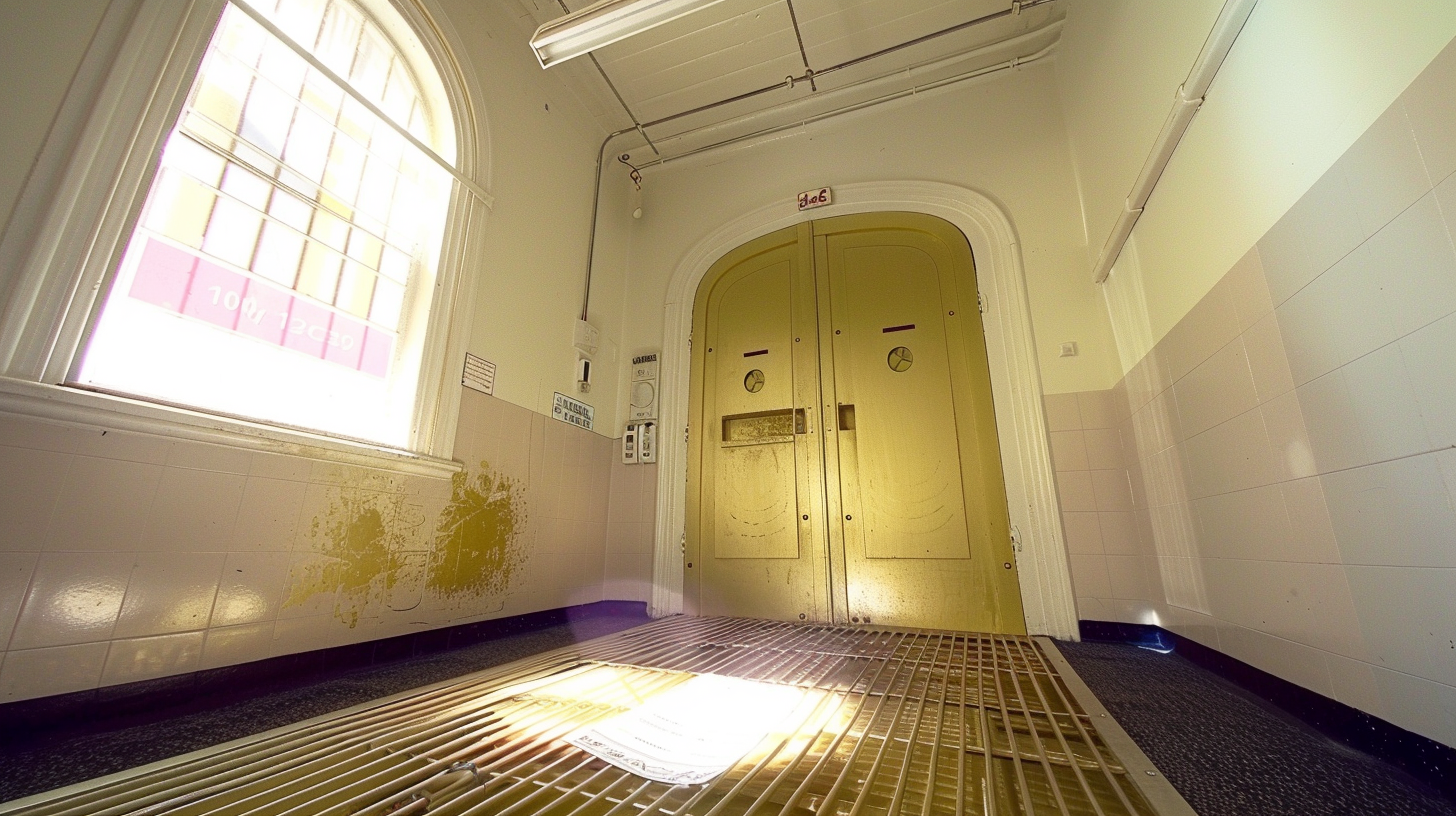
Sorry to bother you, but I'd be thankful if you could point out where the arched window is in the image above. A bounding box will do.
[75,0,459,448]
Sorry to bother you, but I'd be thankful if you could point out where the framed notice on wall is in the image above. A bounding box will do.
[552,392,594,430]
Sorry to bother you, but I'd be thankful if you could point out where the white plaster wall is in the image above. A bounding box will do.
[618,61,1118,397]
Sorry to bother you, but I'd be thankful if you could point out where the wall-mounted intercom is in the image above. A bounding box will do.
[630,352,659,420]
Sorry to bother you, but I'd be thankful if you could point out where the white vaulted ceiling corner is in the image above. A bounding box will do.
[506,0,1064,160]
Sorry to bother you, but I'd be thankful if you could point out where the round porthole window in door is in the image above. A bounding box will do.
[888,346,913,372]
[744,369,765,392]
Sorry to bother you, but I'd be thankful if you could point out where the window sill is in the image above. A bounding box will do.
[0,377,462,478]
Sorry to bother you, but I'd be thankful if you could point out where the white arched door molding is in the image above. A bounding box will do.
[649,181,1078,639]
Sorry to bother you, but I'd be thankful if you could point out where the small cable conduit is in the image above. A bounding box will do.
[1091,0,1259,284]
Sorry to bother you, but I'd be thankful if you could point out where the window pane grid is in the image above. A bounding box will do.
[138,4,442,333]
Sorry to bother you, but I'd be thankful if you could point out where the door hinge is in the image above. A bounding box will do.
[978,292,986,313]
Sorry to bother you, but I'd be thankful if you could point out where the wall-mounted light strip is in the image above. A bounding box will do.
[531,0,732,69]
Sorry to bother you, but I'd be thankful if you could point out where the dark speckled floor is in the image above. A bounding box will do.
[1057,639,1456,816]
[0,606,651,804]
[5,620,1455,814]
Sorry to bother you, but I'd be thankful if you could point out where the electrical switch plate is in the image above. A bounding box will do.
[574,319,600,354]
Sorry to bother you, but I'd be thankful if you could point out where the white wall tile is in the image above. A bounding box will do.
[1339,343,1431,463]
[1370,666,1456,749]
[1082,427,1123,470]
[1193,484,1290,562]
[1105,555,1149,600]
[231,477,308,552]
[0,446,69,552]
[1339,104,1433,238]
[113,551,224,638]
[1061,512,1103,555]
[166,441,252,475]
[0,642,108,702]
[1048,430,1088,472]
[1043,393,1081,432]
[1277,244,1395,386]
[247,451,313,482]
[1279,478,1343,565]
[73,429,173,466]
[1225,245,1274,331]
[1324,652,1386,717]
[1404,40,1456,185]
[46,456,163,552]
[0,416,82,455]
[1216,621,1333,697]
[1368,192,1456,338]
[1055,470,1097,512]
[212,551,291,627]
[1077,390,1117,429]
[200,621,276,671]
[1090,469,1132,512]
[0,552,38,648]
[1098,511,1138,556]
[1295,371,1369,474]
[101,631,204,687]
[1242,313,1295,404]
[10,551,134,649]
[1301,563,1368,662]
[1174,337,1258,438]
[1161,286,1240,384]
[1068,553,1110,598]
[1260,390,1317,481]
[1398,311,1456,449]
[1324,454,1456,568]
[1256,205,1315,307]
[147,468,247,552]
[1348,565,1456,688]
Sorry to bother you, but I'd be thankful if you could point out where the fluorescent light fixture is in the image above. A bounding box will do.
[530,0,731,68]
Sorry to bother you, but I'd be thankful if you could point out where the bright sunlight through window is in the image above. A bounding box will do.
[77,0,453,447]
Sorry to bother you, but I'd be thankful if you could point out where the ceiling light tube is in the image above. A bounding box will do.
[531,0,731,68]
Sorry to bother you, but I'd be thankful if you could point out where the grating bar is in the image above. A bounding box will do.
[2,618,1161,816]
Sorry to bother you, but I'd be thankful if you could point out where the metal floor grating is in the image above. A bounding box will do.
[4,617,1167,816]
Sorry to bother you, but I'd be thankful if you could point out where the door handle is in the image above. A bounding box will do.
[838,404,856,431]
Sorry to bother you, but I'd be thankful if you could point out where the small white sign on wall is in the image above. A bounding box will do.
[797,187,832,211]
[462,353,496,395]
[553,391,594,430]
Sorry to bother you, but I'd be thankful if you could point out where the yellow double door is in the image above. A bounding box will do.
[686,212,1026,633]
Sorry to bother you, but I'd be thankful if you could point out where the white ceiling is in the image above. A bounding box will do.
[506,0,1064,161]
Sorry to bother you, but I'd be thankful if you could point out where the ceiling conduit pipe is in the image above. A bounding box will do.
[1091,0,1258,284]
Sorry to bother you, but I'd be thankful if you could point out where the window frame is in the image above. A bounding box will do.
[0,0,489,474]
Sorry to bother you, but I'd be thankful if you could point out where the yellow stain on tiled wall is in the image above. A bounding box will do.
[284,461,528,626]
[428,464,528,600]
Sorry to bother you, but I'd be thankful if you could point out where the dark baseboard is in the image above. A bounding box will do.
[0,600,649,746]
[1079,618,1456,803]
